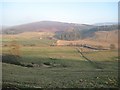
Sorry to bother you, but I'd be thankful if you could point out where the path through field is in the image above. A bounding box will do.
[76,47,103,69]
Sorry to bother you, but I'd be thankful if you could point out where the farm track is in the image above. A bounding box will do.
[76,47,103,69]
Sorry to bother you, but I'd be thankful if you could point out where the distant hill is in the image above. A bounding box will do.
[0,25,10,33]
[55,25,118,40]
[2,21,93,34]
[94,22,118,26]
[2,21,118,42]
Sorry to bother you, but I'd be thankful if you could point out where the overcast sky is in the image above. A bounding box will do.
[0,1,118,26]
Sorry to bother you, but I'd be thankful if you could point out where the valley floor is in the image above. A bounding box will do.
[2,46,119,88]
[1,36,119,88]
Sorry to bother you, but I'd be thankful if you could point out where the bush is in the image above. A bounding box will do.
[30,44,36,46]
[26,64,33,67]
[109,44,116,50]
[2,54,21,65]
[3,44,8,47]
[97,45,103,50]
[43,62,51,65]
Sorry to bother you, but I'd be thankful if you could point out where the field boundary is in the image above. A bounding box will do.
[76,47,103,69]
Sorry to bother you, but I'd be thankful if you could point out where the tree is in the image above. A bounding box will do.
[97,45,103,50]
[109,44,116,50]
[9,40,21,57]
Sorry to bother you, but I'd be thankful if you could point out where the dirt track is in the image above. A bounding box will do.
[76,47,103,69]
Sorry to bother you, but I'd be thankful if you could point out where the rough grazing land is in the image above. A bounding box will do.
[1,36,118,89]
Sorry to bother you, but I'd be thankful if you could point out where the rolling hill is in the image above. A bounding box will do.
[2,21,118,48]
[2,21,93,34]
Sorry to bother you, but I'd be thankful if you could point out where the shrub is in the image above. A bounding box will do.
[26,64,33,67]
[30,44,36,46]
[2,54,21,65]
[109,44,116,50]
[43,62,51,65]
[3,44,8,47]
[97,45,103,50]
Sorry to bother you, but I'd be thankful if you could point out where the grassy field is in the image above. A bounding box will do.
[2,37,119,88]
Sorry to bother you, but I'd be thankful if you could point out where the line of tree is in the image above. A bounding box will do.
[55,25,118,41]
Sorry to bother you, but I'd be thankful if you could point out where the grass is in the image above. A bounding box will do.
[2,46,85,61]
[2,62,118,88]
[2,37,119,88]
[2,37,56,46]
[82,50,118,61]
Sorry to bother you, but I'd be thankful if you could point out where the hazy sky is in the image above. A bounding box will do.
[0,2,118,26]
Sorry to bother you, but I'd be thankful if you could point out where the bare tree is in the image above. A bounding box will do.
[109,44,116,50]
[9,40,21,57]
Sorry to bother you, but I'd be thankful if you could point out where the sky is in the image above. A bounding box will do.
[0,1,118,26]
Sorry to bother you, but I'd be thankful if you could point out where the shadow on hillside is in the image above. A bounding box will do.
[2,54,22,66]
[2,54,69,68]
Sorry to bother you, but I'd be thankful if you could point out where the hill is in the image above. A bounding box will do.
[56,30,118,49]
[2,21,93,34]
[2,21,118,47]
[55,25,118,40]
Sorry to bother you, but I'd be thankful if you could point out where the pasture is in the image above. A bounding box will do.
[2,36,118,88]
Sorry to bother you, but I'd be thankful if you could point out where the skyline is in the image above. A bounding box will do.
[0,2,118,26]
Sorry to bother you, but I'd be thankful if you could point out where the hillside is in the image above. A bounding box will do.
[91,30,118,43]
[55,29,118,49]
[2,21,93,34]
[3,32,55,39]
[2,21,118,47]
[55,25,118,40]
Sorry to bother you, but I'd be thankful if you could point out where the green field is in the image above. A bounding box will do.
[2,37,119,88]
